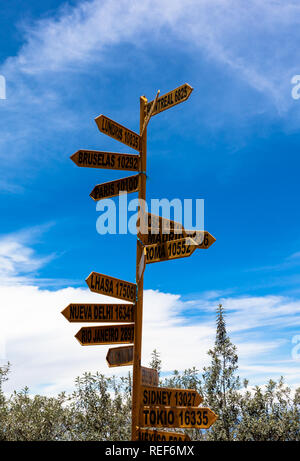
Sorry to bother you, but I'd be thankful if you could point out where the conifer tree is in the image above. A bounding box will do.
[149,349,162,377]
[202,304,240,440]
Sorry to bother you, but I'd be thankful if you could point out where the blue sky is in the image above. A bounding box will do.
[0,0,299,395]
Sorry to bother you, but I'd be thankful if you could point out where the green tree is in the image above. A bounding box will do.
[0,305,299,441]
[237,377,300,441]
[202,304,240,440]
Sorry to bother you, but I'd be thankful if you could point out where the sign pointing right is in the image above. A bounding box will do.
[140,406,217,429]
[141,386,203,407]
[144,237,198,264]
[146,83,193,117]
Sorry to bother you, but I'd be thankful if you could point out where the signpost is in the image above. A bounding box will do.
[140,406,217,429]
[90,174,140,201]
[71,150,140,171]
[61,303,134,323]
[106,345,134,367]
[65,82,217,442]
[75,324,134,346]
[95,115,141,151]
[86,272,137,303]
[137,246,146,282]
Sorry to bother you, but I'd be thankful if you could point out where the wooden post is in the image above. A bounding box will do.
[131,95,148,441]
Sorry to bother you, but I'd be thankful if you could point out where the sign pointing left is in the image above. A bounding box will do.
[90,174,140,201]
[86,272,137,303]
[95,115,141,151]
[75,324,134,346]
[61,303,135,323]
[71,150,140,171]
[106,345,134,367]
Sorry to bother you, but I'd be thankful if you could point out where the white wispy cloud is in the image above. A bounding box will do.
[2,0,299,103]
[1,0,299,192]
[0,263,299,395]
[0,224,56,284]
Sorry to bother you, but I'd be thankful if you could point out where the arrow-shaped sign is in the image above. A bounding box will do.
[141,386,203,407]
[70,150,140,171]
[137,429,190,442]
[75,324,134,346]
[90,174,140,201]
[140,406,217,429]
[141,367,159,387]
[146,83,193,117]
[95,115,141,151]
[140,229,216,248]
[144,237,199,264]
[86,272,137,303]
[106,345,134,367]
[61,303,135,323]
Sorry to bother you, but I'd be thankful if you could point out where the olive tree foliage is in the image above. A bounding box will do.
[0,365,132,441]
[161,304,300,441]
[0,304,299,441]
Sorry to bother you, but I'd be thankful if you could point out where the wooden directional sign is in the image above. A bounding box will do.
[146,83,193,117]
[86,272,137,303]
[140,228,216,248]
[75,324,134,346]
[141,367,159,387]
[90,174,140,201]
[138,429,190,442]
[106,345,133,367]
[140,406,217,429]
[71,150,140,171]
[61,303,134,323]
[145,237,198,264]
[141,386,203,407]
[95,115,141,151]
